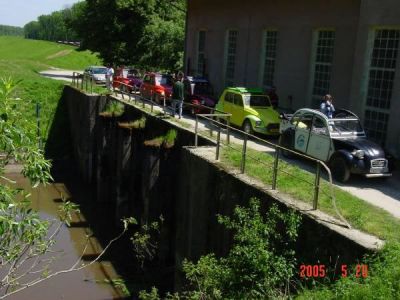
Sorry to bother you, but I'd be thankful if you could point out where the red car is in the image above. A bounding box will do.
[112,67,142,92]
[183,76,217,114]
[139,73,173,104]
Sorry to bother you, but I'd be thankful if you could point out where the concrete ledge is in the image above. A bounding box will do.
[180,146,383,261]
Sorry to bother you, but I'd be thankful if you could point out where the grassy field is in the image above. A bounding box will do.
[220,146,400,242]
[0,36,102,156]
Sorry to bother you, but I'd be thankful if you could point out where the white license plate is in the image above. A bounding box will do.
[370,168,384,174]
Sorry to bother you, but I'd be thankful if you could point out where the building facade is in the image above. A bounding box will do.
[185,0,400,157]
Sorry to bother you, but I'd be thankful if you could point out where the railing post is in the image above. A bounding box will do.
[90,76,93,94]
[272,147,280,190]
[195,115,199,146]
[81,76,84,90]
[151,100,154,113]
[240,133,248,173]
[216,125,221,160]
[142,96,145,108]
[226,115,231,144]
[313,162,321,210]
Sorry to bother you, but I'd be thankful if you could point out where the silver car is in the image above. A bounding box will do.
[84,66,107,84]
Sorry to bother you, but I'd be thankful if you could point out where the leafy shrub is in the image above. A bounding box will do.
[140,198,301,299]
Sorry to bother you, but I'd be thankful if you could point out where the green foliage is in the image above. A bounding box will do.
[69,0,186,70]
[0,78,79,296]
[297,242,400,299]
[100,101,125,117]
[0,25,23,37]
[144,129,178,148]
[140,199,301,299]
[164,129,178,146]
[131,215,164,267]
[24,3,82,42]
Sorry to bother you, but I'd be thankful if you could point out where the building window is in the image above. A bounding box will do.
[196,30,206,77]
[364,29,399,144]
[310,30,336,106]
[261,30,278,88]
[224,30,238,87]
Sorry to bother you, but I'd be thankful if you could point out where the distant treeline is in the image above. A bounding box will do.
[0,25,24,36]
[24,2,82,42]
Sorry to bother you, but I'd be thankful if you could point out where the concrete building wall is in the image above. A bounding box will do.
[186,0,400,157]
[186,0,360,109]
[350,0,400,156]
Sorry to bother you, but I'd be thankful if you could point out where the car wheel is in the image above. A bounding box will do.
[279,136,293,158]
[330,156,350,183]
[242,120,253,135]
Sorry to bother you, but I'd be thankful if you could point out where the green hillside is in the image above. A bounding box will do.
[0,36,103,157]
[0,36,101,70]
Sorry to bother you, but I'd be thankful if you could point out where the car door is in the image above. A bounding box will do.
[294,113,313,153]
[140,75,151,98]
[222,92,235,124]
[232,93,245,126]
[307,115,332,161]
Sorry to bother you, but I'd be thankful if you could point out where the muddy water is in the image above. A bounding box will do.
[4,170,129,300]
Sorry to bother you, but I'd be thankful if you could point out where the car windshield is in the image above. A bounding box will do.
[92,68,107,74]
[243,95,271,107]
[126,69,139,78]
[193,83,211,95]
[156,75,173,86]
[328,119,365,136]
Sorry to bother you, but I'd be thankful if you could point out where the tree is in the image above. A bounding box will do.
[0,25,24,37]
[24,4,81,42]
[139,199,301,299]
[0,78,134,298]
[69,0,186,70]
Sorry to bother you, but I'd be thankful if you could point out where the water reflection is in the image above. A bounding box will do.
[4,171,127,300]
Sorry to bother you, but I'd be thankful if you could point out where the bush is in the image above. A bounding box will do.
[140,198,301,299]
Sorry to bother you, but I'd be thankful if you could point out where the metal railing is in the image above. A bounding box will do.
[72,72,95,93]
[193,114,345,218]
[74,77,349,226]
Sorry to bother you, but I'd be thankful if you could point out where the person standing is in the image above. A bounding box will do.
[171,71,185,119]
[320,94,335,118]
[267,86,279,108]
[106,64,114,91]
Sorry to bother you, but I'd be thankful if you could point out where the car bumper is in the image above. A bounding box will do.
[350,159,391,177]
[364,173,392,178]
[253,126,280,136]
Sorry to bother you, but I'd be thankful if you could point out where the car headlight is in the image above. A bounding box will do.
[351,150,365,159]
[255,120,262,127]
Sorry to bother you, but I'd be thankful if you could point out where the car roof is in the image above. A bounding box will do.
[185,76,209,83]
[88,66,107,69]
[294,108,360,120]
[224,87,265,94]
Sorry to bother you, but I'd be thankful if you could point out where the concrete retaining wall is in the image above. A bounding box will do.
[61,85,382,287]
